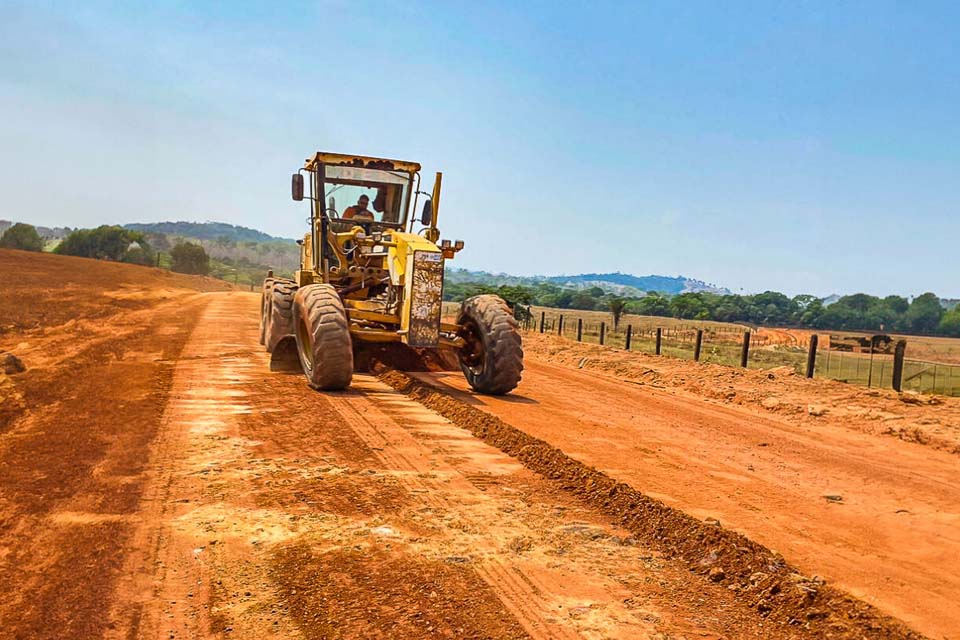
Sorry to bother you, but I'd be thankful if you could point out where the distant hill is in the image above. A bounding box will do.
[545,272,729,295]
[123,221,294,244]
[446,269,730,296]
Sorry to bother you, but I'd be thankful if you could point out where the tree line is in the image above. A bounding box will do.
[443,281,960,338]
[0,223,211,275]
[5,222,959,336]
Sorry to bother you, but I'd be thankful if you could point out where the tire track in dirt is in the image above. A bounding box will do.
[325,386,582,640]
[106,297,307,640]
[378,369,926,640]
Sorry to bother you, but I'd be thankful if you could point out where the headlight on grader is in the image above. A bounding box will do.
[454,240,464,251]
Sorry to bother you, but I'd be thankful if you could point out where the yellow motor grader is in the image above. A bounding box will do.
[260,151,523,394]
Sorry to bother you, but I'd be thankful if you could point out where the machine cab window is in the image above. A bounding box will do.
[322,166,410,228]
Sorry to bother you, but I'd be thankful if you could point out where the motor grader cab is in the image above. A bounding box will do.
[260,151,523,395]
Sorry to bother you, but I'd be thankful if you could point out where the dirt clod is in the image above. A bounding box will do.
[1,352,25,374]
[807,404,828,416]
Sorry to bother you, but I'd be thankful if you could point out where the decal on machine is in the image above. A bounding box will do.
[407,251,444,347]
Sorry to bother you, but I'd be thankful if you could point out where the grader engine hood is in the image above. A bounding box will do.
[388,233,444,348]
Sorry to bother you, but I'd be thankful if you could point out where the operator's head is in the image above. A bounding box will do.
[358,195,369,209]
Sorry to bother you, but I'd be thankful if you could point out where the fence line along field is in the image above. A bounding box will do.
[506,304,960,397]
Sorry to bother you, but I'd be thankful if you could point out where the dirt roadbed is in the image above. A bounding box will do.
[0,290,797,639]
[0,262,946,639]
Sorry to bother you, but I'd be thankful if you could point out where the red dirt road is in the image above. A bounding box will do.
[0,252,946,638]
[417,356,960,639]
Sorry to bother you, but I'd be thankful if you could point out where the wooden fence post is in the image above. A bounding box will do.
[625,325,632,350]
[740,331,751,368]
[558,315,564,336]
[806,334,819,378]
[693,329,703,361]
[577,318,583,342]
[539,311,545,334]
[892,340,907,392]
[600,322,606,345]
[655,328,662,355]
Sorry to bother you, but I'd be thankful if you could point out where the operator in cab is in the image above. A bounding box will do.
[343,195,375,221]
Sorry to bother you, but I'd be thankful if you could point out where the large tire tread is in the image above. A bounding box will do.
[458,294,523,395]
[294,284,353,390]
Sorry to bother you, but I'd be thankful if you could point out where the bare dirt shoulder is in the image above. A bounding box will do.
[526,332,960,454]
[0,250,227,638]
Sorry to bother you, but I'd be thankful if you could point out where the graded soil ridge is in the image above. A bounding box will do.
[379,369,924,639]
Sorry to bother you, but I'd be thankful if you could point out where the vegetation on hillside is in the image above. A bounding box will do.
[55,225,153,264]
[0,223,44,252]
[6,220,960,336]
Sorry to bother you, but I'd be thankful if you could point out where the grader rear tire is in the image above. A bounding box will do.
[259,277,277,346]
[293,284,353,390]
[265,280,297,352]
[457,294,523,395]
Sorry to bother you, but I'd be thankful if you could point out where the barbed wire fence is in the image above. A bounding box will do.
[521,308,960,397]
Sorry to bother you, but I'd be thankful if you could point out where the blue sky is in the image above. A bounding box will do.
[1,1,957,297]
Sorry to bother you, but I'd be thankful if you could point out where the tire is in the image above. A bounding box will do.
[259,278,277,346]
[293,284,353,390]
[457,294,523,395]
[265,280,297,353]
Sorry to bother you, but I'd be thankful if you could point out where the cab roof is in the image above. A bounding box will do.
[304,152,421,174]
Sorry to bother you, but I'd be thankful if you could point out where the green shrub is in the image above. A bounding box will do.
[170,241,210,275]
[56,225,151,262]
[0,223,44,252]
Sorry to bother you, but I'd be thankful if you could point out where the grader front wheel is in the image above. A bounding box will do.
[264,279,297,352]
[457,295,523,395]
[293,284,354,390]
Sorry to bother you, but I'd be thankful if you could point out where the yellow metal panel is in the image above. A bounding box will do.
[387,231,441,285]
[304,152,421,174]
